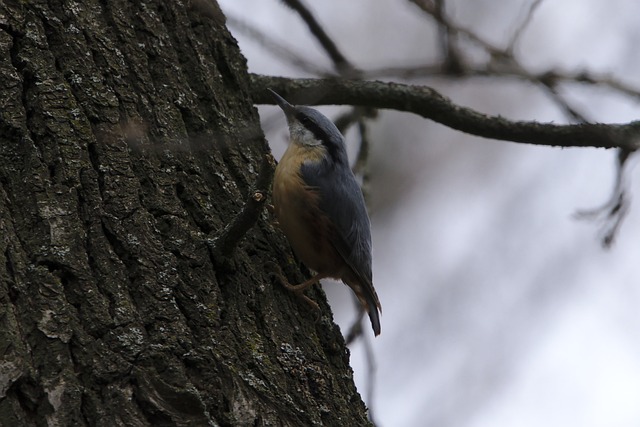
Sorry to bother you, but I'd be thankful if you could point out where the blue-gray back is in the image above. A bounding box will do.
[300,158,373,283]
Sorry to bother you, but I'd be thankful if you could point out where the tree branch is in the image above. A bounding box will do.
[278,0,356,74]
[506,0,545,54]
[207,152,275,263]
[251,74,640,150]
[225,14,330,76]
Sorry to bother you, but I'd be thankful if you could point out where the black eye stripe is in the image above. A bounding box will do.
[296,113,325,141]
[296,111,343,163]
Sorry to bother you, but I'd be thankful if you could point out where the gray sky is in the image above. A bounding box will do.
[219,1,640,426]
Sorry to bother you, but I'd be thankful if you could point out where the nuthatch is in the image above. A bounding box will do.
[269,89,382,336]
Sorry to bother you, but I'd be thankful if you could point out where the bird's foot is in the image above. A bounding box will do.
[264,261,322,319]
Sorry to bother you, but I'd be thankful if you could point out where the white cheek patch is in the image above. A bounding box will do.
[290,121,323,146]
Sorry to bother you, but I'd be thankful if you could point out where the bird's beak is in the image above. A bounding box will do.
[268,89,296,117]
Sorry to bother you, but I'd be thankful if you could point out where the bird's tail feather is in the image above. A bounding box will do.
[346,277,381,336]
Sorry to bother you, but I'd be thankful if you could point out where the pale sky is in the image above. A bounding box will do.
[219,1,640,426]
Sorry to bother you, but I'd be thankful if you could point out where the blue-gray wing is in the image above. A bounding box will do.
[301,161,371,279]
[301,160,381,332]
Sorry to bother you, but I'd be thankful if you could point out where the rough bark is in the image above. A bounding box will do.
[0,1,370,425]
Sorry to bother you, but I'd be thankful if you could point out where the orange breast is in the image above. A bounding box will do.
[273,143,345,277]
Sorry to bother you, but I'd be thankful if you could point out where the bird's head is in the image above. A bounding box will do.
[269,89,347,164]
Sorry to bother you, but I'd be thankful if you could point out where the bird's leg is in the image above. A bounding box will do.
[265,262,324,314]
[279,273,325,292]
[282,275,326,314]
[278,273,326,313]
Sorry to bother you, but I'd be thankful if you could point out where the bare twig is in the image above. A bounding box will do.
[575,148,635,248]
[354,118,372,179]
[278,0,357,75]
[403,0,640,105]
[568,71,640,102]
[432,0,466,74]
[409,0,505,56]
[362,63,640,102]
[506,0,545,54]
[345,308,365,346]
[267,0,380,348]
[208,153,275,261]
[537,81,590,123]
[406,0,640,247]
[333,108,365,134]
[251,74,640,151]
[225,14,330,76]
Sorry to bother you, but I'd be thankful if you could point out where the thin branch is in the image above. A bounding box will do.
[575,148,634,248]
[333,108,364,134]
[345,309,365,345]
[568,71,640,102]
[362,61,464,79]
[208,153,275,261]
[404,0,640,247]
[537,81,590,123]
[251,74,640,150]
[363,62,640,101]
[278,0,357,75]
[409,0,505,56]
[225,14,330,76]
[432,0,466,74]
[506,0,545,54]
[403,0,640,104]
[362,328,379,426]
[354,118,372,179]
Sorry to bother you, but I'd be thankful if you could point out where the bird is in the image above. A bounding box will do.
[268,89,382,336]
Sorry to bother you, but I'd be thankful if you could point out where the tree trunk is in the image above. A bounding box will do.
[0,1,370,425]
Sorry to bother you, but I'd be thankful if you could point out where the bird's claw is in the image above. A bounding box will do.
[264,261,321,319]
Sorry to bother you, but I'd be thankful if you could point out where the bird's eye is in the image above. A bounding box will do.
[300,116,311,125]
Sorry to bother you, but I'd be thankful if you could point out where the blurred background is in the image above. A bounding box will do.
[218,1,640,426]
